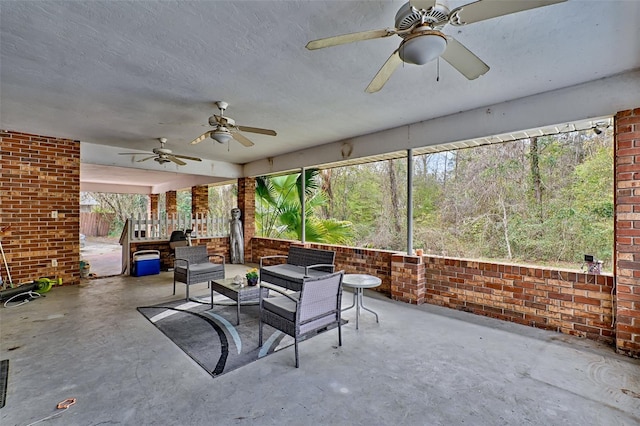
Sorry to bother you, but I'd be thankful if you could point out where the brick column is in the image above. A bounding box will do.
[166,190,177,232]
[237,178,256,262]
[0,131,81,285]
[149,194,159,218]
[391,254,425,304]
[614,107,640,358]
[191,185,208,237]
[191,185,208,216]
[166,191,177,215]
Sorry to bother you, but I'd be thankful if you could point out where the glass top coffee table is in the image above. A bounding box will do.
[210,278,269,325]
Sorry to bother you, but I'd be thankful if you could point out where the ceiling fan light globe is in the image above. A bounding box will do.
[399,33,447,65]
[211,130,233,144]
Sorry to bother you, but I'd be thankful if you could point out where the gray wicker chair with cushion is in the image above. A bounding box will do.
[259,246,336,292]
[173,245,225,301]
[259,270,344,368]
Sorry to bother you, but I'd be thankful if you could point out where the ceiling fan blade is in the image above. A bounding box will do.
[136,156,156,163]
[440,36,489,80]
[306,28,396,50]
[237,125,277,136]
[449,0,567,26]
[172,154,203,162]
[167,156,187,166]
[190,131,211,145]
[231,132,255,147]
[410,0,436,10]
[365,49,402,93]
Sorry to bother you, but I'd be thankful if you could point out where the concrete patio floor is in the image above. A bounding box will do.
[80,237,122,278]
[1,266,639,426]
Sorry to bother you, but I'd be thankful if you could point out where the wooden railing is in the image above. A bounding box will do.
[127,213,227,241]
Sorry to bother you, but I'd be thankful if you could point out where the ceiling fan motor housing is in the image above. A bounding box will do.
[395,1,449,33]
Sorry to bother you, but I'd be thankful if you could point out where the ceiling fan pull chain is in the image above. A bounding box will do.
[436,57,440,82]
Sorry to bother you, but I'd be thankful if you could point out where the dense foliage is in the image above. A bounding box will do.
[322,129,613,270]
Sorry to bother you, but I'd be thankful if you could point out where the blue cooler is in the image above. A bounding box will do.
[132,250,161,277]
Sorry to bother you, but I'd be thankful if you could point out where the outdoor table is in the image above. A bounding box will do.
[210,278,269,325]
[341,274,381,330]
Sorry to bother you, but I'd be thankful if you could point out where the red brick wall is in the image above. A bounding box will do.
[614,108,640,357]
[335,245,392,294]
[131,237,229,271]
[1,131,81,285]
[417,256,614,344]
[250,237,291,264]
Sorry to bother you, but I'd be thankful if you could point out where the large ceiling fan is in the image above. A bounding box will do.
[190,101,277,147]
[306,0,567,93]
[119,138,202,166]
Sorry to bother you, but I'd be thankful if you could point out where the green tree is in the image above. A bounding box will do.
[256,170,353,244]
[88,192,148,236]
[209,184,237,218]
[177,190,191,214]
[316,128,613,270]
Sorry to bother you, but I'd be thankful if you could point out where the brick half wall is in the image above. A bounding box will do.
[252,237,614,346]
[419,256,614,345]
[131,237,229,271]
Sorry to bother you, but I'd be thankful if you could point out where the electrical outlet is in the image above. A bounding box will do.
[51,211,58,218]
[51,259,58,267]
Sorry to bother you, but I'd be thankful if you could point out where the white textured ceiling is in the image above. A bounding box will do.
[2,1,639,192]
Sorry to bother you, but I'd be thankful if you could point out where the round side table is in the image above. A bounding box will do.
[341,274,381,330]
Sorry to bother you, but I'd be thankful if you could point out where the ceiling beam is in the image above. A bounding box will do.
[80,142,243,179]
[245,70,640,177]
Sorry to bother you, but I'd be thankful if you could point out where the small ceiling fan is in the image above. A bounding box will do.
[119,138,202,166]
[190,101,277,147]
[306,0,566,93]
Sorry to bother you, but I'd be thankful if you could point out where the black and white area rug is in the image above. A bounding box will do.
[137,297,294,378]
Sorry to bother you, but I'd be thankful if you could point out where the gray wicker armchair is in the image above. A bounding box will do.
[173,245,225,301]
[259,271,344,368]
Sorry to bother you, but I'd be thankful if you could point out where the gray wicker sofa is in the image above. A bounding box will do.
[259,246,336,292]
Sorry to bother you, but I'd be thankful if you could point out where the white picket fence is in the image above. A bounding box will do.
[128,213,227,241]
